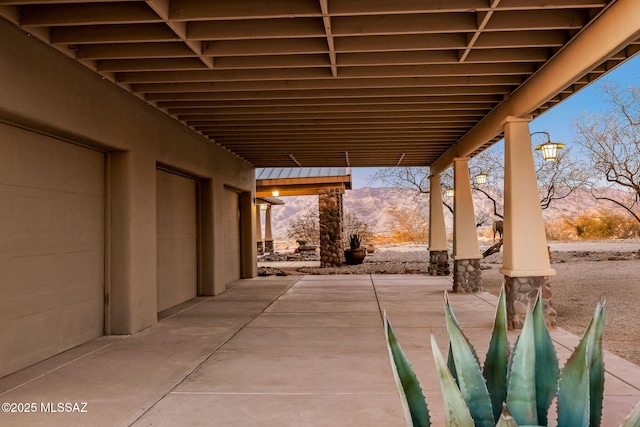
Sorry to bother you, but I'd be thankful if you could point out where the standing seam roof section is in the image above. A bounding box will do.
[256,167,350,180]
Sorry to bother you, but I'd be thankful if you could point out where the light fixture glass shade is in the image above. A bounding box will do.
[271,190,280,197]
[535,142,565,161]
[445,188,455,197]
[473,173,488,185]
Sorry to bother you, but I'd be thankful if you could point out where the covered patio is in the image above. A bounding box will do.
[1,274,639,426]
[2,1,640,423]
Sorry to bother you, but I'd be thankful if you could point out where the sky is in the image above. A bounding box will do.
[351,53,640,189]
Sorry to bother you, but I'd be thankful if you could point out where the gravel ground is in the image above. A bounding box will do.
[297,249,430,274]
[288,239,640,366]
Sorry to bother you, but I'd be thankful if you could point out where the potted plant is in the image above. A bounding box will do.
[344,233,366,265]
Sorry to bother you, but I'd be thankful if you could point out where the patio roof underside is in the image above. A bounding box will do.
[2,0,639,171]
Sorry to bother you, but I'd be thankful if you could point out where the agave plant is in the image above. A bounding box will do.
[348,233,362,250]
[384,287,640,427]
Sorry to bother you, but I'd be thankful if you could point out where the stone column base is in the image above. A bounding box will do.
[452,259,482,293]
[264,240,274,253]
[428,250,450,276]
[504,275,557,330]
[319,188,343,267]
[256,241,264,256]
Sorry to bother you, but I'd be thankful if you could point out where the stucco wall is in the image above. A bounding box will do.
[0,19,257,340]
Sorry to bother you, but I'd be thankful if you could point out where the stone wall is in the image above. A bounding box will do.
[264,240,273,253]
[505,276,557,330]
[318,188,343,267]
[428,250,450,276]
[452,258,482,292]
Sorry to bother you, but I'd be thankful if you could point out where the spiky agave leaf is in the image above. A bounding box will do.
[621,400,640,427]
[444,292,495,427]
[447,341,459,387]
[531,293,560,425]
[557,300,605,427]
[506,302,538,426]
[496,403,548,427]
[586,301,605,427]
[384,313,431,427]
[496,404,519,427]
[484,286,511,422]
[431,334,474,427]
[557,325,592,426]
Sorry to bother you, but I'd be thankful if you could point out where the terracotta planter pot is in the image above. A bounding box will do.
[344,248,366,265]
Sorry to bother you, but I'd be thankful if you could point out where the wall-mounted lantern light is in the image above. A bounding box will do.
[473,173,488,185]
[532,131,565,161]
[445,188,455,197]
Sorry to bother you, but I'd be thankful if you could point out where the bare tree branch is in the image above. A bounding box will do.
[575,83,640,227]
[592,194,640,224]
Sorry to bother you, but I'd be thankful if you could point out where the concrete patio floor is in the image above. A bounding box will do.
[1,274,639,426]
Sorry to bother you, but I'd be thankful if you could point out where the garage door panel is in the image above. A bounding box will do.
[6,312,57,368]
[178,213,197,238]
[5,134,103,196]
[11,192,57,233]
[64,250,102,289]
[9,136,64,190]
[0,124,104,378]
[3,285,58,320]
[63,145,105,196]
[222,189,241,285]
[157,170,197,313]
[59,298,103,346]
[157,239,180,299]
[64,196,102,232]
[157,197,177,238]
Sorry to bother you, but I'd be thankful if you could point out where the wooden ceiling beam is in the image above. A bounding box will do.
[20,3,161,27]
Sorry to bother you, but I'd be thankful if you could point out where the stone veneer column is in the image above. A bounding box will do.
[500,117,557,329]
[255,204,263,255]
[318,188,343,267]
[264,204,274,253]
[452,157,483,292]
[428,174,450,275]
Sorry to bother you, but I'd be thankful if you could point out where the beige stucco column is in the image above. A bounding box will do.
[264,204,274,253]
[499,116,557,329]
[452,157,482,292]
[108,150,158,334]
[255,203,263,255]
[428,174,450,275]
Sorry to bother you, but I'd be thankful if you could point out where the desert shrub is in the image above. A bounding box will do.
[546,209,640,240]
[371,233,394,246]
[342,209,375,245]
[286,208,319,245]
[385,206,429,244]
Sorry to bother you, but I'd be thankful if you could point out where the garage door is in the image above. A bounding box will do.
[156,170,198,312]
[222,189,242,285]
[0,124,104,378]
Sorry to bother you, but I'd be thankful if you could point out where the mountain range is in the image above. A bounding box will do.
[267,186,630,241]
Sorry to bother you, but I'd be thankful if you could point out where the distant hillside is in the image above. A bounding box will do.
[268,186,633,241]
[270,187,427,240]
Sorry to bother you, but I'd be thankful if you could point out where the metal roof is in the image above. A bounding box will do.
[255,167,351,197]
[255,196,285,206]
[3,1,639,172]
[256,167,350,180]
